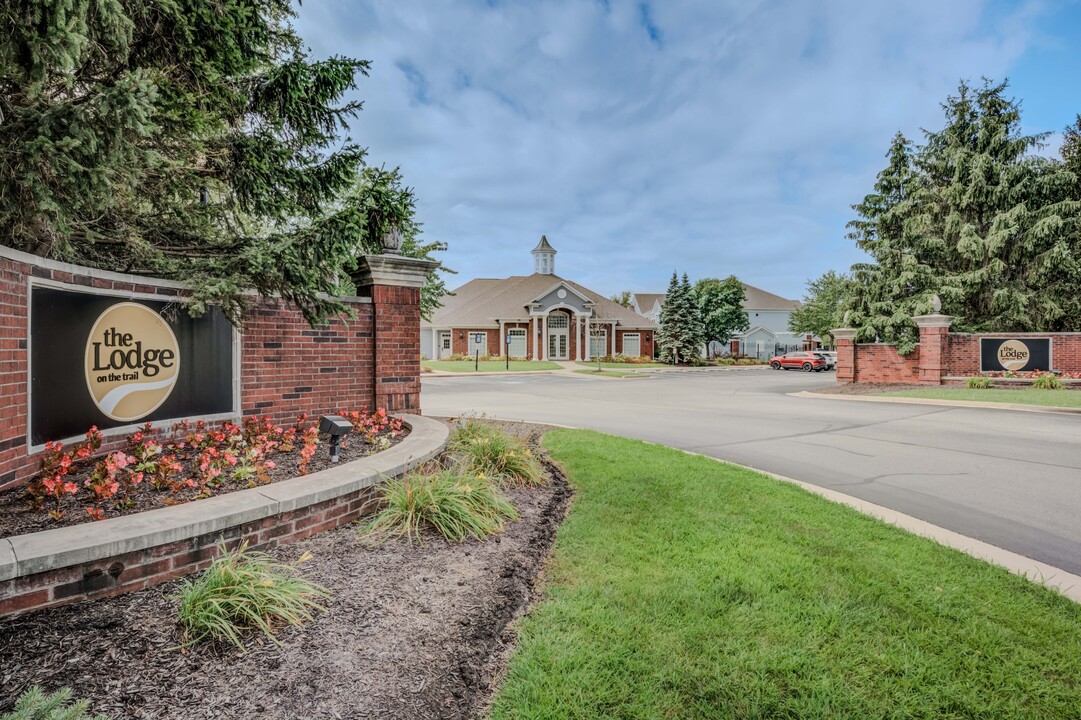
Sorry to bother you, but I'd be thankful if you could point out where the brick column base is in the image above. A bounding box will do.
[354,254,440,413]
[832,328,857,383]
[913,314,954,385]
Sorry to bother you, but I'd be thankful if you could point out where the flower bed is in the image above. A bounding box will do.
[1,409,406,538]
[0,415,447,618]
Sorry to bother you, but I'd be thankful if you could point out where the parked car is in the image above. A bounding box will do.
[769,351,828,372]
[814,351,835,370]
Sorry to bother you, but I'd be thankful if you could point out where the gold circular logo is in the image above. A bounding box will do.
[997,340,1030,371]
[84,303,180,422]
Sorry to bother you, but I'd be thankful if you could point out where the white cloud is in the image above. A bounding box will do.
[294,0,1056,298]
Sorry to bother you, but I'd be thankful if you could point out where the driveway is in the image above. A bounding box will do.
[422,368,1081,575]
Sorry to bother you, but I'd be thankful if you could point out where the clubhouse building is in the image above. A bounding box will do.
[421,237,657,361]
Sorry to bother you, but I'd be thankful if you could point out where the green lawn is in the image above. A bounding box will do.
[490,430,1081,719]
[882,387,1081,409]
[573,368,648,378]
[575,360,669,369]
[421,360,561,373]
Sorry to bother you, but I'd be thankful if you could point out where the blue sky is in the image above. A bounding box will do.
[294,0,1081,301]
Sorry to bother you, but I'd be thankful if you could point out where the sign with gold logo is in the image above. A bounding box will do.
[31,287,234,446]
[84,303,181,421]
[979,338,1051,373]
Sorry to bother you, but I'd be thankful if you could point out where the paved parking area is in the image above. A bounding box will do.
[423,368,1081,575]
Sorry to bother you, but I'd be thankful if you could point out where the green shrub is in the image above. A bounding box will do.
[449,420,544,487]
[362,467,518,544]
[176,542,329,651]
[2,687,109,720]
[966,375,993,389]
[1032,372,1063,390]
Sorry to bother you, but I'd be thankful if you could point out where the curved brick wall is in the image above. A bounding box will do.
[0,246,425,491]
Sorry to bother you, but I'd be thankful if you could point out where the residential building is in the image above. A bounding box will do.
[422,237,657,361]
[629,285,808,359]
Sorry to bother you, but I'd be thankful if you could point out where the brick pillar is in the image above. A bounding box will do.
[912,314,954,385]
[832,328,857,383]
[353,254,439,413]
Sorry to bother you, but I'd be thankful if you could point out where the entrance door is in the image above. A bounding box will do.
[589,329,607,358]
[508,328,527,358]
[439,332,451,359]
[547,313,569,360]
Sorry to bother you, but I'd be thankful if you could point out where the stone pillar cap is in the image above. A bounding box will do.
[353,254,439,289]
[912,313,954,329]
[831,328,858,340]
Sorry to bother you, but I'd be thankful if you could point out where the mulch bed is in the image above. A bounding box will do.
[0,421,572,720]
[0,427,408,539]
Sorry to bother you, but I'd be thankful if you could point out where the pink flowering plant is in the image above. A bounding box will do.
[19,408,405,525]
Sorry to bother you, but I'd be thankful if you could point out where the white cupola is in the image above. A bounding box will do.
[532,235,557,275]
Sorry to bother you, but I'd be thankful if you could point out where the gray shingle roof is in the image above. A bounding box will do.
[635,283,799,312]
[423,273,656,329]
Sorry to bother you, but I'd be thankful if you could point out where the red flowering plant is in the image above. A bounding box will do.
[20,407,402,526]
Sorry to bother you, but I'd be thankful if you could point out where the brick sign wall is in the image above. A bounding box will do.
[0,246,432,491]
[834,317,1081,385]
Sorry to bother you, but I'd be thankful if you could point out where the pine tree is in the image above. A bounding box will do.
[843,80,1081,351]
[657,272,703,364]
[0,1,445,323]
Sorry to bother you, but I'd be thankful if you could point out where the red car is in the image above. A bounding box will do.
[769,351,827,372]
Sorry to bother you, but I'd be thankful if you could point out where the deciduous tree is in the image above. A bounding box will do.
[788,271,852,347]
[692,276,748,355]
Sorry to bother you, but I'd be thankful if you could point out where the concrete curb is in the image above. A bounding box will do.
[497,418,1081,604]
[789,390,1081,416]
[423,369,560,378]
[0,415,448,583]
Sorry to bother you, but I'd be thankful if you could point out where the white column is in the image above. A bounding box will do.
[611,322,617,355]
[532,317,539,360]
[499,320,505,357]
[541,314,548,360]
[576,315,582,361]
[584,315,590,361]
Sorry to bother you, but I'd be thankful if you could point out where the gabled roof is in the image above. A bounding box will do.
[634,283,799,312]
[631,293,664,313]
[423,273,655,329]
[530,279,593,305]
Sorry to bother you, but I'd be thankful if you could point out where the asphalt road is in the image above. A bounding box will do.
[422,368,1081,575]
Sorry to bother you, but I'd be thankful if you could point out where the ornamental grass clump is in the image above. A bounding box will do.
[966,374,993,389]
[176,542,329,651]
[361,467,518,544]
[2,687,109,720]
[1032,371,1063,390]
[449,420,544,488]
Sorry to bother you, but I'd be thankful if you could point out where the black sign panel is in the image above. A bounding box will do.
[979,337,1051,373]
[30,287,234,446]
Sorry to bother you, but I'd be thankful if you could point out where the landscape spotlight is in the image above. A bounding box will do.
[318,414,353,463]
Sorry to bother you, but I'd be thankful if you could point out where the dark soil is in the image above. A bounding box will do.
[0,421,572,720]
[0,428,407,539]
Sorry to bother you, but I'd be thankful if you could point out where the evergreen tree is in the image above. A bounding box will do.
[843,80,1081,351]
[788,270,852,346]
[693,276,748,355]
[0,0,445,323]
[657,272,703,364]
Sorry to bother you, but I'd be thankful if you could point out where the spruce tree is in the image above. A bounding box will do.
[657,272,704,364]
[843,79,1081,350]
[0,1,444,323]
